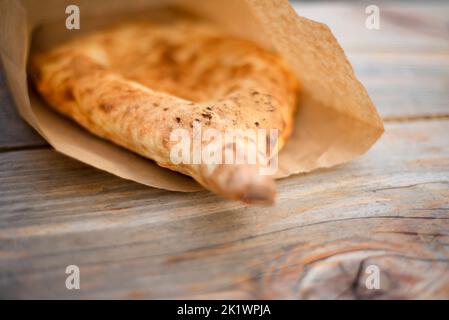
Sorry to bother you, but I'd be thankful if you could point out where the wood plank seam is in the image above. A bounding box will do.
[0,144,49,153]
[383,114,449,123]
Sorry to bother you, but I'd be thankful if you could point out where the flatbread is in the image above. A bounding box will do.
[30,20,299,204]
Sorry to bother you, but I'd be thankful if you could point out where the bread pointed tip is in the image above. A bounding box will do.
[240,179,277,205]
[199,163,277,205]
[241,189,276,206]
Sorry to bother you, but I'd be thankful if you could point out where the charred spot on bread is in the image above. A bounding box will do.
[99,102,115,112]
[64,88,75,101]
[201,112,212,119]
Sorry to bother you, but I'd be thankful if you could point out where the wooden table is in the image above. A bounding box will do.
[1,1,448,299]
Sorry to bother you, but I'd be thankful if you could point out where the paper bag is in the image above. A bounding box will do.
[0,0,384,192]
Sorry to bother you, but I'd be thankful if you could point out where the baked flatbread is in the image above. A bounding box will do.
[30,20,299,204]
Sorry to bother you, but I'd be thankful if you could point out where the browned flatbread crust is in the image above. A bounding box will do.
[30,20,299,204]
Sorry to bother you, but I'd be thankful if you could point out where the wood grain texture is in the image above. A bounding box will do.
[294,1,449,52]
[350,52,449,119]
[0,120,448,299]
[0,68,47,151]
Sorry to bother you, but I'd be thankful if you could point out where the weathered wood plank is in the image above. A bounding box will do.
[294,1,449,53]
[350,52,449,118]
[0,68,47,150]
[0,120,448,299]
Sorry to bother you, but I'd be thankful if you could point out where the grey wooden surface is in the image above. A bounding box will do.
[0,1,448,299]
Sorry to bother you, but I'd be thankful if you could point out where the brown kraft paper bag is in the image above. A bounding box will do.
[0,0,384,192]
